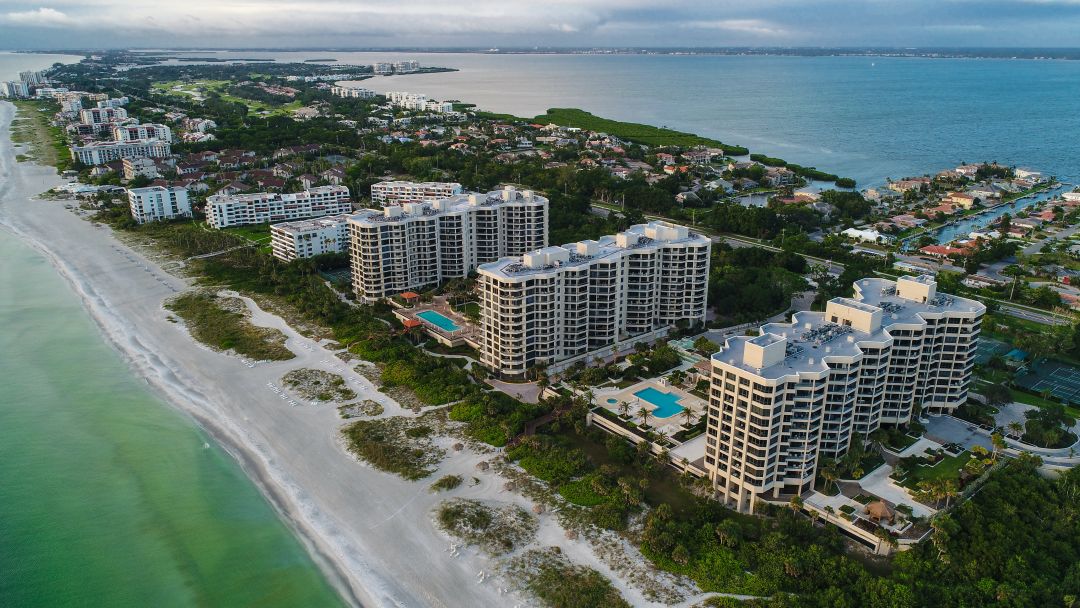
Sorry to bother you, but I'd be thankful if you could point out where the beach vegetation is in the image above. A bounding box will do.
[337,400,383,419]
[282,368,356,402]
[165,292,293,361]
[341,417,444,480]
[430,475,463,492]
[435,499,537,555]
[508,548,631,608]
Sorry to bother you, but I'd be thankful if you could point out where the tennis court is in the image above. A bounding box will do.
[974,337,1009,365]
[319,268,351,284]
[1014,360,1080,404]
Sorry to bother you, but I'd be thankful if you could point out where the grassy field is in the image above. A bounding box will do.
[166,292,294,361]
[532,108,749,155]
[151,79,304,117]
[224,223,272,243]
[10,100,65,168]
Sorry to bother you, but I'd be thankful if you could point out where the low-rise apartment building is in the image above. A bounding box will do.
[79,106,127,125]
[477,221,711,377]
[206,186,352,229]
[348,186,548,302]
[704,275,984,513]
[70,139,172,166]
[127,186,192,224]
[370,180,464,205]
[270,214,350,261]
[330,85,376,99]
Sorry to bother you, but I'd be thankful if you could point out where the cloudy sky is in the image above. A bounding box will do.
[2,1,1080,49]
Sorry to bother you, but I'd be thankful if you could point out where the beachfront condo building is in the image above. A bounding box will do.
[127,186,192,224]
[112,123,173,143]
[477,221,711,378]
[348,186,548,302]
[370,180,463,205]
[206,186,352,229]
[70,139,172,166]
[270,214,351,262]
[704,275,984,513]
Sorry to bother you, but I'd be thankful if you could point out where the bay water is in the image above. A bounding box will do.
[160,50,1080,188]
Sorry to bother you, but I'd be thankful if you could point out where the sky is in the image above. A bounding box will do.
[2,1,1080,49]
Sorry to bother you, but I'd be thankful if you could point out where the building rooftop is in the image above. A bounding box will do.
[854,276,984,327]
[208,185,348,204]
[269,214,351,235]
[349,186,546,226]
[479,221,708,280]
[712,276,983,380]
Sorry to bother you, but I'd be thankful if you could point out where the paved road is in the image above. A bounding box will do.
[1023,222,1080,255]
[996,302,1071,325]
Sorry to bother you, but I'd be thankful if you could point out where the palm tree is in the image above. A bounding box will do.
[682,406,694,429]
[941,478,959,509]
[819,459,839,494]
[655,428,669,447]
[715,519,741,547]
[1008,421,1024,438]
[868,428,890,453]
[639,405,651,429]
[618,400,631,420]
[990,432,1005,461]
[789,495,804,515]
[823,505,835,526]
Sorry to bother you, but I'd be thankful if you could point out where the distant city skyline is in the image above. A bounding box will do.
[3,1,1080,49]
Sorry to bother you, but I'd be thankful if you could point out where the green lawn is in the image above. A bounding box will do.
[224,223,272,242]
[454,301,480,318]
[885,433,920,451]
[152,79,304,117]
[1010,389,1080,418]
[899,451,970,490]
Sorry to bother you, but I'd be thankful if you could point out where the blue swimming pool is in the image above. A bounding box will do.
[417,310,461,332]
[634,387,685,418]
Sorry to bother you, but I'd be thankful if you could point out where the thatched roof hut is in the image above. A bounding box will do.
[865,500,895,523]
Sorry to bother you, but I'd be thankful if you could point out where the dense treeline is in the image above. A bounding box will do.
[709,244,809,324]
[642,457,1080,607]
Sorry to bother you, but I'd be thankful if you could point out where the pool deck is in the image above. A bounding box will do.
[393,297,478,348]
[592,378,707,434]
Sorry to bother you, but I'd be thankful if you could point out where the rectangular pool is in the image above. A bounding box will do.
[417,310,461,332]
[634,387,685,418]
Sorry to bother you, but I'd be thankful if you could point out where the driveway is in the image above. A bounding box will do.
[923,415,995,451]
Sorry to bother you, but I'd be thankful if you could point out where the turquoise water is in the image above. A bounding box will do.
[635,387,685,418]
[417,310,460,332]
[0,229,346,607]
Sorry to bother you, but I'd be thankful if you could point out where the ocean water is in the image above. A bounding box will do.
[0,54,345,608]
[0,229,346,608]
[159,50,1080,188]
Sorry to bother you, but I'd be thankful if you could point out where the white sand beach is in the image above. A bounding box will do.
[0,100,725,608]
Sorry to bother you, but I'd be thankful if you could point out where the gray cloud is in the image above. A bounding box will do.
[1,1,1080,48]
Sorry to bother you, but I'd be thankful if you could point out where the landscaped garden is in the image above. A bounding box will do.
[894,449,971,490]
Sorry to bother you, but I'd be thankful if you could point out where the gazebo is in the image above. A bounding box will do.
[400,291,420,305]
[865,500,896,524]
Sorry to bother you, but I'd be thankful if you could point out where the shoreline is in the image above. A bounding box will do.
[0,101,369,607]
[0,100,518,607]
